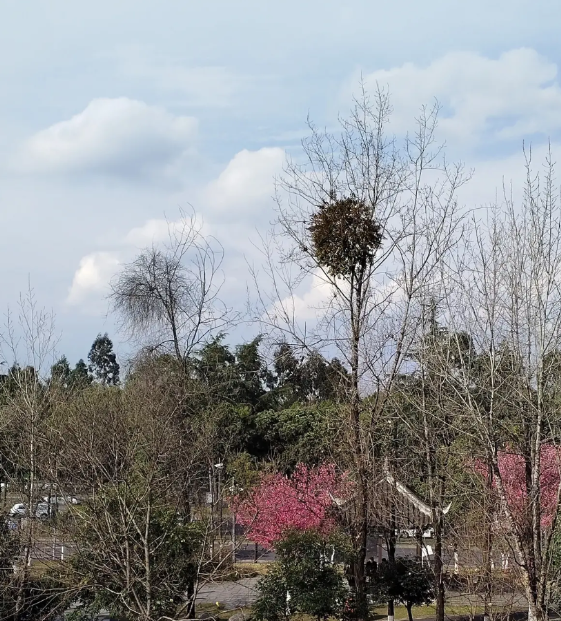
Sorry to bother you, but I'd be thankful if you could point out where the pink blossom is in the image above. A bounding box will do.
[476,445,561,529]
[230,463,352,548]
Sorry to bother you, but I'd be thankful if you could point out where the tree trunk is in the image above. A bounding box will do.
[406,603,414,621]
[388,598,395,621]
[185,579,196,618]
[350,294,369,620]
[434,516,445,621]
[387,518,397,621]
[528,600,539,621]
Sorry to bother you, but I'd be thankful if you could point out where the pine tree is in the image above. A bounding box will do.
[88,334,120,385]
[70,359,91,388]
[50,356,71,387]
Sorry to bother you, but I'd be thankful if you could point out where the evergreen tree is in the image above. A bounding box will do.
[50,355,71,387]
[370,558,434,621]
[70,359,92,388]
[88,334,120,385]
[272,343,350,405]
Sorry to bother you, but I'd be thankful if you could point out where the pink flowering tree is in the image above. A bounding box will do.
[230,463,352,549]
[473,444,561,621]
[498,445,561,530]
[476,444,561,531]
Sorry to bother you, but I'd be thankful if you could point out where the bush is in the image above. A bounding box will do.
[370,558,434,621]
[252,530,348,621]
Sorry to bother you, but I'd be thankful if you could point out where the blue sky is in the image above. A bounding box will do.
[1,0,561,368]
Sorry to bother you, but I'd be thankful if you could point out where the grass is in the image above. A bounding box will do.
[218,560,272,581]
[196,602,252,619]
[369,601,525,620]
[27,559,61,577]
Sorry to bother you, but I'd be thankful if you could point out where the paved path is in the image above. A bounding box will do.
[197,578,527,613]
[197,577,260,609]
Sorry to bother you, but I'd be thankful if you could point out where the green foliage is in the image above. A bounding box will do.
[50,355,71,386]
[254,402,339,470]
[227,451,260,492]
[2,575,69,621]
[51,356,94,391]
[69,358,92,388]
[272,343,350,406]
[252,565,292,621]
[370,558,434,618]
[193,335,273,412]
[88,333,120,385]
[309,195,383,279]
[253,530,348,621]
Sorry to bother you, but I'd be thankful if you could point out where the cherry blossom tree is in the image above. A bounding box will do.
[231,463,352,548]
[497,446,561,530]
[475,445,561,531]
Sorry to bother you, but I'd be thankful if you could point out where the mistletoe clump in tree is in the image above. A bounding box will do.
[309,195,383,280]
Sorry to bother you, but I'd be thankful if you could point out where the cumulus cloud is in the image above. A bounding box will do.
[66,251,120,308]
[123,218,175,247]
[18,98,198,180]
[357,48,561,147]
[205,147,285,216]
[273,272,336,323]
[123,212,210,247]
[66,147,284,314]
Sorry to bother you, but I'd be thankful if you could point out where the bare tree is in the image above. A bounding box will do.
[442,147,561,621]
[252,86,467,619]
[0,287,61,619]
[110,211,233,363]
[50,353,238,620]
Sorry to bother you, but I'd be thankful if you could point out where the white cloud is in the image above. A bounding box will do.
[274,272,336,323]
[205,147,285,216]
[65,147,284,314]
[123,218,174,247]
[18,98,198,179]
[358,48,561,147]
[66,251,120,307]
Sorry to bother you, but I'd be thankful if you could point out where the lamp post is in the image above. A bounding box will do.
[229,477,237,564]
[215,463,224,544]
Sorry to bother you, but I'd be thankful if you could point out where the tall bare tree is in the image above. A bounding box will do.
[253,87,467,619]
[0,288,60,619]
[442,148,561,621]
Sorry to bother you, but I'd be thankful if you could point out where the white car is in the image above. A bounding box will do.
[397,526,434,538]
[9,502,50,520]
[42,495,80,506]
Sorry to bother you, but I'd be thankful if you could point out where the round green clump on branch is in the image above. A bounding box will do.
[308,195,383,278]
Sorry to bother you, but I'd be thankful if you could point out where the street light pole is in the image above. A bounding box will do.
[209,466,214,557]
[231,476,236,564]
[215,463,224,545]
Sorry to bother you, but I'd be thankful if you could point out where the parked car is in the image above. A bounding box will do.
[42,495,80,506]
[8,502,51,520]
[396,525,434,538]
